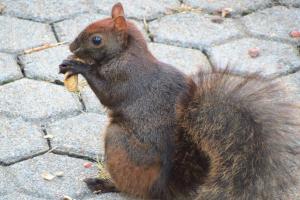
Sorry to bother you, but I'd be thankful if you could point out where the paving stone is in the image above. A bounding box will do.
[0,79,81,123]
[0,116,48,165]
[1,0,91,22]
[54,13,149,42]
[242,6,300,44]
[85,193,133,200]
[149,12,243,50]
[20,45,69,82]
[2,193,45,200]
[10,153,98,199]
[80,85,106,114]
[0,53,23,84]
[148,43,211,74]
[0,166,16,196]
[208,38,300,77]
[184,0,272,15]
[47,113,108,159]
[91,0,179,20]
[0,16,56,53]
[279,0,300,6]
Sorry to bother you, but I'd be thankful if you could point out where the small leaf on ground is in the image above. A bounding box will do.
[248,48,260,58]
[44,135,54,139]
[54,171,64,177]
[41,171,55,181]
[290,30,300,38]
[0,3,5,13]
[83,162,93,168]
[63,195,73,200]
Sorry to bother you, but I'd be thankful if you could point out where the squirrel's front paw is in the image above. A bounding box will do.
[59,59,91,77]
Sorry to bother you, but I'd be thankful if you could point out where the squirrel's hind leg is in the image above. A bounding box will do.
[84,177,119,194]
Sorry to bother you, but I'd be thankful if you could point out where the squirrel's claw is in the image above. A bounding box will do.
[84,177,119,194]
[59,60,72,74]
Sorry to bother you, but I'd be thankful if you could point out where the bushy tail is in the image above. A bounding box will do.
[176,70,300,200]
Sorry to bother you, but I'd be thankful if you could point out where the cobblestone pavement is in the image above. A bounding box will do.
[0,0,300,199]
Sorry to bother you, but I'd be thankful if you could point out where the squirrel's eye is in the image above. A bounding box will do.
[92,36,102,46]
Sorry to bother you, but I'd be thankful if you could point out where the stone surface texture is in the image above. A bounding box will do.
[1,0,91,22]
[184,0,273,15]
[0,166,16,196]
[0,116,48,164]
[2,193,45,200]
[0,16,56,52]
[149,12,243,50]
[209,38,300,76]
[0,0,300,199]
[47,113,108,159]
[0,53,23,84]
[85,193,131,200]
[279,0,300,6]
[0,79,81,122]
[9,153,98,199]
[92,0,179,20]
[149,43,211,74]
[242,6,300,43]
[80,85,106,114]
[20,45,69,82]
[54,13,149,42]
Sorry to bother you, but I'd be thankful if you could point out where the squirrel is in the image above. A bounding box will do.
[59,2,300,200]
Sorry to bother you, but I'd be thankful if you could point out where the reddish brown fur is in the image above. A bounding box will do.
[106,147,160,198]
[85,18,114,33]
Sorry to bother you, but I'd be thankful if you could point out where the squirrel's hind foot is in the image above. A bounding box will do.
[84,177,119,194]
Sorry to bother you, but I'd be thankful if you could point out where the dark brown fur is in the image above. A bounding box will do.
[176,71,299,200]
[59,3,300,200]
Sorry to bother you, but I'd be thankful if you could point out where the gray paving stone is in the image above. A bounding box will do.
[19,45,69,82]
[91,0,179,20]
[208,38,300,77]
[0,53,23,84]
[85,193,132,200]
[0,16,56,53]
[242,6,300,44]
[0,116,48,165]
[54,13,149,42]
[2,193,45,200]
[184,0,272,15]
[0,166,16,196]
[148,43,211,74]
[0,79,81,123]
[1,0,91,22]
[149,12,243,50]
[80,85,106,114]
[10,153,98,199]
[47,113,108,159]
[279,0,300,6]
[54,13,107,42]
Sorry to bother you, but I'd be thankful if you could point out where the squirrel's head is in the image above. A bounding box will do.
[69,3,129,64]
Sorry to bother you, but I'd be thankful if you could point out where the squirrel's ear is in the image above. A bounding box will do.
[114,16,127,32]
[111,2,125,19]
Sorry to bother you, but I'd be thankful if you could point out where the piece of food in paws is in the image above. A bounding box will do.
[64,72,78,92]
[62,55,85,92]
